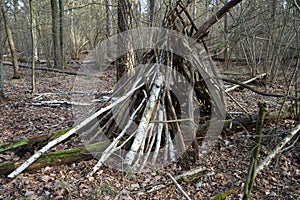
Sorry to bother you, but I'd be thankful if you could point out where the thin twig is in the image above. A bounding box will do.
[167,173,192,200]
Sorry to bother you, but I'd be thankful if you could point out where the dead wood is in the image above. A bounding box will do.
[1,108,293,177]
[192,0,243,40]
[140,167,206,194]
[6,0,245,177]
[225,73,266,92]
[220,77,298,100]
[3,61,105,77]
[0,141,106,176]
[255,124,300,175]
[0,128,72,155]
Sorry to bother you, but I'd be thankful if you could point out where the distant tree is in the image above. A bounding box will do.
[148,0,155,26]
[51,0,63,68]
[59,0,65,65]
[29,0,37,93]
[105,0,112,37]
[1,1,20,79]
[0,13,4,98]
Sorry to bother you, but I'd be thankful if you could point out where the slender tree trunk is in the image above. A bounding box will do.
[0,16,4,98]
[243,103,268,200]
[70,7,77,60]
[59,0,65,67]
[148,0,155,26]
[51,0,63,68]
[13,0,18,21]
[29,0,37,93]
[224,0,229,69]
[1,2,20,79]
[105,0,112,37]
[105,0,113,60]
[117,0,135,80]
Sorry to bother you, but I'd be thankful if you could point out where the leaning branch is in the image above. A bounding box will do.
[220,77,298,100]
[255,124,300,175]
[0,141,106,176]
[225,73,266,92]
[167,173,192,200]
[7,78,143,178]
[193,0,243,40]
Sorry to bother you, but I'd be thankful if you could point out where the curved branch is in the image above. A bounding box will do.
[193,0,243,40]
[219,77,298,100]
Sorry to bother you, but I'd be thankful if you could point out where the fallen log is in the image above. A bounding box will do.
[0,141,107,176]
[225,73,266,92]
[3,61,105,78]
[209,187,239,200]
[1,108,293,175]
[28,100,91,107]
[0,128,72,154]
[7,79,144,178]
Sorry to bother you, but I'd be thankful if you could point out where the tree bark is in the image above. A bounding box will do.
[0,128,72,154]
[59,0,65,66]
[117,0,134,80]
[148,0,155,26]
[29,0,37,93]
[0,15,4,98]
[243,102,268,200]
[0,141,107,176]
[193,0,242,40]
[105,0,112,37]
[1,2,20,79]
[51,0,63,68]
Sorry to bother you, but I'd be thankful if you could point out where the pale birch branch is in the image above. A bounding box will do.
[167,173,192,200]
[8,78,143,178]
[125,73,164,166]
[255,124,300,175]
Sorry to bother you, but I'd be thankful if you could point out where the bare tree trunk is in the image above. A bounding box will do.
[224,0,229,69]
[51,0,63,68]
[105,0,113,37]
[29,0,37,93]
[0,16,4,98]
[117,0,135,80]
[59,0,65,67]
[1,2,20,79]
[69,7,77,60]
[148,0,156,26]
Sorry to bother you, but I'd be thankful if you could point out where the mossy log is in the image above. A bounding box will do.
[0,128,72,155]
[0,141,107,176]
[0,108,292,157]
[209,187,239,200]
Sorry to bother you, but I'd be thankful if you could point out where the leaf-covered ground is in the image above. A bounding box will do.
[0,63,299,199]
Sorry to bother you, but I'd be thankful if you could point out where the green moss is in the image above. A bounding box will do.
[0,139,29,153]
[85,141,108,151]
[50,127,73,138]
[209,189,235,200]
[101,184,118,196]
[0,161,14,168]
[41,148,82,163]
[40,141,107,163]
[0,128,74,154]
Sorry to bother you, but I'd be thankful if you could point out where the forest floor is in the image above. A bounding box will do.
[0,62,299,200]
